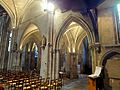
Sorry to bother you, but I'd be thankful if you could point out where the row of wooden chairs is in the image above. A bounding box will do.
[0,70,63,90]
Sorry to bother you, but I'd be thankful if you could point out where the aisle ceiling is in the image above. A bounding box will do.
[1,0,115,20]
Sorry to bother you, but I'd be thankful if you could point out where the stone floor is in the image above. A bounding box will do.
[61,75,88,90]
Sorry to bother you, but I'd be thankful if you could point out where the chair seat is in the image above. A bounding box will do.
[16,84,22,88]
[31,84,36,87]
[47,84,53,87]
[40,86,48,89]
[0,84,4,89]
[23,86,31,90]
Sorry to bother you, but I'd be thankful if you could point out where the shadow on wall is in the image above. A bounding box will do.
[103,68,112,90]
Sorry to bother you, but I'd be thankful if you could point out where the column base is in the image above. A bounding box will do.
[70,73,78,79]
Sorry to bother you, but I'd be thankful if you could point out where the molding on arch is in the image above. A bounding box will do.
[55,14,95,49]
[0,1,16,27]
[19,23,42,50]
[100,50,120,66]
[20,22,41,38]
[20,36,41,50]
[76,31,87,53]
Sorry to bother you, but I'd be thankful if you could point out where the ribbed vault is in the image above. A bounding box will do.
[0,0,33,26]
[20,23,42,50]
[0,0,115,27]
[59,21,87,53]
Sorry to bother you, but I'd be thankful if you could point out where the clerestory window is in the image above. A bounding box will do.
[117,4,120,23]
[115,3,120,43]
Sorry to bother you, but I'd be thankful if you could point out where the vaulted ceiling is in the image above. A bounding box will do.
[55,0,117,12]
[20,23,42,50]
[0,0,116,26]
[60,22,87,53]
[0,0,117,51]
[0,0,34,26]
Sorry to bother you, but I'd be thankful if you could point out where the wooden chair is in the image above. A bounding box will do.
[15,79,23,90]
[39,78,48,90]
[23,79,31,90]
[0,84,4,90]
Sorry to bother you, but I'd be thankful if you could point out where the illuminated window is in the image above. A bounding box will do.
[8,32,12,51]
[116,3,120,42]
[117,4,120,22]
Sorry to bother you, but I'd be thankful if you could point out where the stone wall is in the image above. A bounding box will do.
[104,58,120,90]
[98,8,115,45]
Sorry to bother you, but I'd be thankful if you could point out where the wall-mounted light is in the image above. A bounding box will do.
[95,42,101,53]
[47,2,55,12]
[42,1,55,12]
[12,26,15,29]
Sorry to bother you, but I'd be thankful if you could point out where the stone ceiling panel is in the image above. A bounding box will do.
[2,0,34,26]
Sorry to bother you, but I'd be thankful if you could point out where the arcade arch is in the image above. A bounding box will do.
[55,15,96,79]
[19,23,42,72]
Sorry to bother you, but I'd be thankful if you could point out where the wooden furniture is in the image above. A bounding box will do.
[0,69,63,90]
[88,66,102,90]
[0,84,4,90]
[88,77,97,90]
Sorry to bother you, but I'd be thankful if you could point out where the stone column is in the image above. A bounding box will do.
[49,12,54,79]
[89,43,100,73]
[21,46,26,70]
[3,31,10,70]
[48,43,52,78]
[0,22,4,69]
[52,51,55,79]
[10,28,19,70]
[0,21,8,69]
[54,49,60,79]
[40,46,48,78]
[18,51,22,71]
[45,11,55,79]
[37,46,41,72]
[0,28,8,69]
[0,13,10,69]
[70,53,78,79]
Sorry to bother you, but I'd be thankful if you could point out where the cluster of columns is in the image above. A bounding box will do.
[0,11,10,70]
[40,46,60,79]
[40,11,60,79]
[0,7,21,71]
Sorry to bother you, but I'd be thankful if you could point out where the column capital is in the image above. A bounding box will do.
[50,48,60,54]
[40,45,46,49]
[89,42,101,53]
[48,42,53,47]
[54,48,60,52]
[69,52,77,55]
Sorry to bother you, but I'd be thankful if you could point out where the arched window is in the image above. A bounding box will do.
[116,3,120,43]
[117,4,120,23]
[8,31,12,52]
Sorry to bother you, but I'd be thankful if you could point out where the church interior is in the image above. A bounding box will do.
[0,0,120,90]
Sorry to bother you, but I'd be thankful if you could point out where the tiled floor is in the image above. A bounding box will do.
[61,75,88,90]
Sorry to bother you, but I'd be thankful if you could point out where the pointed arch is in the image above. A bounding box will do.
[19,23,42,50]
[100,50,120,66]
[0,1,16,27]
[55,14,95,50]
[75,31,87,53]
[54,14,97,76]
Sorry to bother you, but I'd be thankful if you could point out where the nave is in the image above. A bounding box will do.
[0,0,120,90]
[0,70,88,90]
